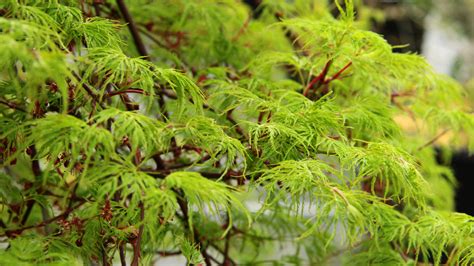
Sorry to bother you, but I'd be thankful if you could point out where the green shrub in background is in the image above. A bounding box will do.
[0,0,473,265]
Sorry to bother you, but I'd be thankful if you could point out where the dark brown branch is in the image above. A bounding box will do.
[112,180,127,266]
[102,246,110,266]
[130,201,144,266]
[226,110,244,136]
[20,145,42,226]
[105,89,149,98]
[88,98,97,122]
[175,193,212,266]
[138,27,168,49]
[72,73,107,110]
[157,250,181,256]
[208,255,221,265]
[0,99,26,112]
[222,218,233,266]
[3,201,85,238]
[93,0,102,16]
[209,242,236,266]
[119,93,139,111]
[118,241,127,266]
[116,0,148,58]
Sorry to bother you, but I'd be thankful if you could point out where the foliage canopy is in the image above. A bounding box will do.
[0,0,473,265]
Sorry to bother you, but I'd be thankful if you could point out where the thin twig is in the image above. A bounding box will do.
[323,61,352,84]
[157,250,181,256]
[138,27,167,49]
[3,201,85,238]
[20,145,42,226]
[222,219,233,265]
[209,242,237,265]
[0,99,26,112]
[72,73,107,110]
[417,129,450,151]
[232,16,250,41]
[116,0,148,58]
[105,89,149,98]
[88,98,97,122]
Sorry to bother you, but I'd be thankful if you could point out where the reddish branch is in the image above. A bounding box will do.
[139,27,189,67]
[208,242,236,265]
[390,90,415,104]
[232,16,250,41]
[303,60,332,97]
[324,61,352,83]
[303,60,353,99]
[163,31,185,50]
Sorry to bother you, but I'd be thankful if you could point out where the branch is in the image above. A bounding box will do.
[0,99,26,112]
[20,145,42,226]
[323,61,352,84]
[130,201,144,266]
[139,27,190,70]
[93,0,102,16]
[157,250,181,256]
[222,218,233,266]
[119,93,139,111]
[105,89,150,98]
[102,246,111,266]
[417,129,450,151]
[72,72,107,110]
[303,60,332,97]
[112,180,127,266]
[116,0,148,58]
[175,193,212,266]
[226,109,245,137]
[209,242,236,266]
[3,201,85,238]
[138,27,167,49]
[232,16,250,41]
